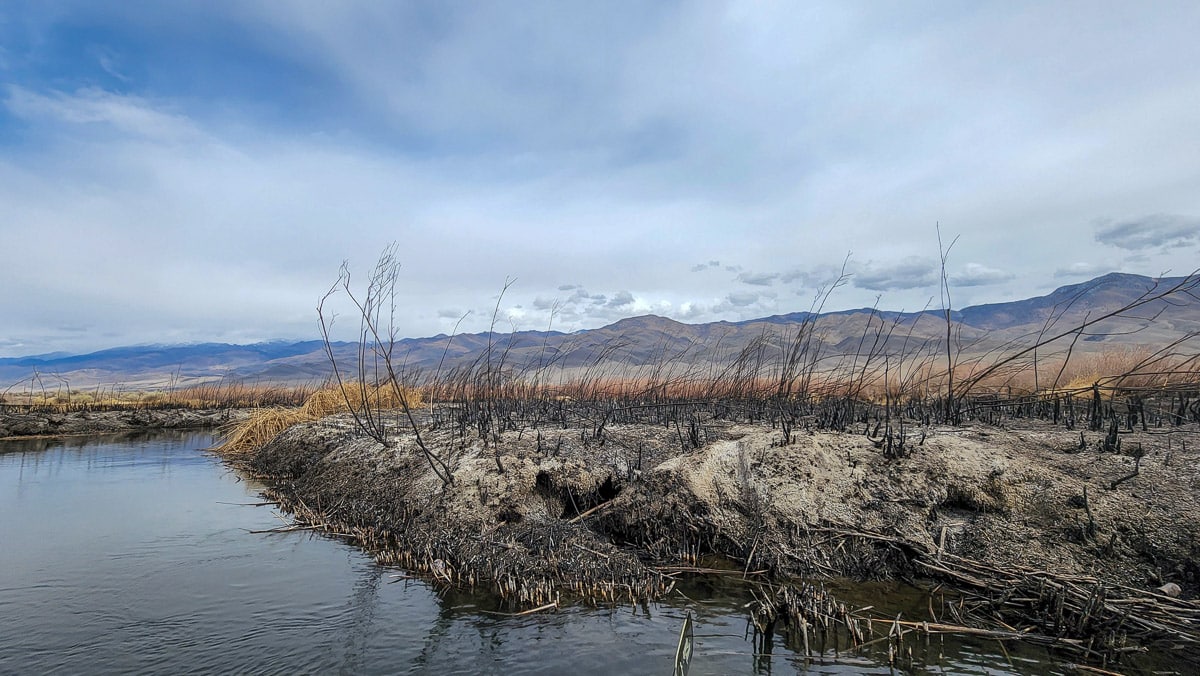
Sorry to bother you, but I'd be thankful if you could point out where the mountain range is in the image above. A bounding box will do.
[3,272,1198,390]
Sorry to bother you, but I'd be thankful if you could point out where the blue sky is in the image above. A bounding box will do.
[2,1,1199,357]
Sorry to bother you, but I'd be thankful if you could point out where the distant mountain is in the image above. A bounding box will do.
[1,341,329,372]
[0,341,335,389]
[957,273,1184,329]
[2,273,1197,389]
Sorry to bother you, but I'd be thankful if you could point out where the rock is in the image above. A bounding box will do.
[1157,582,1182,598]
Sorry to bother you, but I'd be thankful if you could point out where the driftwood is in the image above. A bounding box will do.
[480,602,559,617]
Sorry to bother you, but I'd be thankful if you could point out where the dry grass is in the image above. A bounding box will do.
[0,380,315,412]
[215,382,424,457]
[812,347,1200,402]
[1055,346,1196,391]
[215,407,311,459]
[89,344,1197,461]
[413,345,1199,408]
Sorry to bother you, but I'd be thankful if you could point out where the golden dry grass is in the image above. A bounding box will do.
[215,407,310,459]
[203,345,1200,458]
[1,381,315,412]
[299,382,423,417]
[302,387,346,418]
[415,344,1199,407]
[1055,347,1177,391]
[214,382,424,457]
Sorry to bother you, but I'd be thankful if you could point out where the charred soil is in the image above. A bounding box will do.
[226,410,1200,666]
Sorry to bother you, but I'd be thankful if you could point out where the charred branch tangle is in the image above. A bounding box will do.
[226,393,1200,669]
[213,264,1200,670]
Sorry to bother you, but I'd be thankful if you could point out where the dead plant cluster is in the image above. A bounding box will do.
[295,251,1200,488]
[208,252,1200,670]
[0,378,314,415]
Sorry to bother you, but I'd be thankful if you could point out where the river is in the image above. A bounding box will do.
[0,431,1067,674]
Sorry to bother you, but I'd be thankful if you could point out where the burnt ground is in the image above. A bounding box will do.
[223,409,1200,666]
[236,412,1200,597]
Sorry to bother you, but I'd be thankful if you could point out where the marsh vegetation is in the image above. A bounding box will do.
[207,253,1200,671]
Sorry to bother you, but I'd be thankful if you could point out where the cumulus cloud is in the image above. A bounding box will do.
[737,271,779,286]
[677,302,707,320]
[1054,262,1109,278]
[779,270,806,284]
[606,290,636,309]
[504,307,527,324]
[726,292,761,307]
[853,258,937,291]
[951,263,1015,287]
[1094,214,1200,250]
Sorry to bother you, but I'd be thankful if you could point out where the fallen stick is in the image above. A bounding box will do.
[246,524,356,537]
[480,602,559,617]
[568,499,614,523]
[246,525,318,534]
[572,543,611,559]
[655,566,769,576]
[1064,664,1126,676]
[889,618,1076,643]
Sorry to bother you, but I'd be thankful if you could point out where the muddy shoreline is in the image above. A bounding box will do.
[220,409,1200,665]
[0,408,249,441]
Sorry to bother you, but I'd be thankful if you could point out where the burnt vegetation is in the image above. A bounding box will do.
[234,250,1200,670]
[318,252,1200,476]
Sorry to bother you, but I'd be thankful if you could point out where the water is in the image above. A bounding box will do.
[0,431,1064,674]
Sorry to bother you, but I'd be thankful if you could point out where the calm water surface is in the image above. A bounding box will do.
[0,431,1062,674]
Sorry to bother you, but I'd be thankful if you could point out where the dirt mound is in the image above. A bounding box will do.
[233,412,1200,608]
[217,407,1200,666]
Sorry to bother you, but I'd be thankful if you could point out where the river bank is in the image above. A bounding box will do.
[219,409,1200,666]
[0,408,248,440]
[6,429,1095,673]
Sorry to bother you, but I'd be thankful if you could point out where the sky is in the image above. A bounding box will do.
[2,1,1199,357]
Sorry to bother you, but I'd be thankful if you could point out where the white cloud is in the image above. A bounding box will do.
[606,291,636,309]
[853,258,938,292]
[1054,262,1110,279]
[5,86,202,142]
[3,3,1200,355]
[1094,214,1200,250]
[737,271,779,286]
[952,263,1015,287]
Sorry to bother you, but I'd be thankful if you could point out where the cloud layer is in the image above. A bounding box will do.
[1094,214,1200,251]
[1,2,1199,356]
